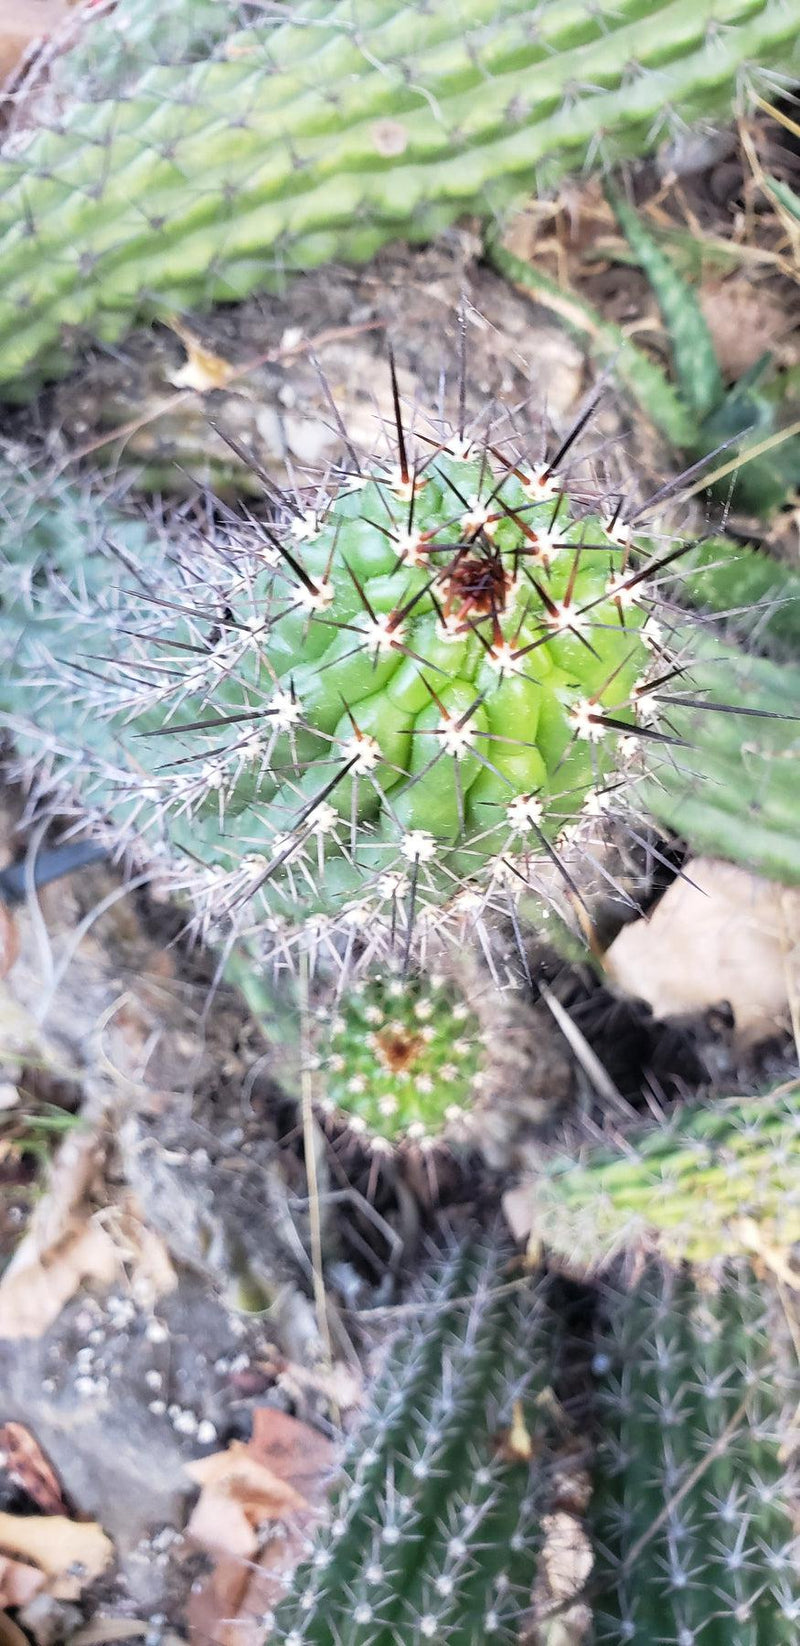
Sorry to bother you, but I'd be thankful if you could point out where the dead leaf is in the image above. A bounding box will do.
[166,322,237,393]
[0,1425,69,1516]
[187,1410,337,1646]
[185,1445,308,1559]
[248,1407,336,1504]
[495,1399,535,1463]
[606,859,800,1047]
[698,281,791,379]
[0,1219,118,1341]
[0,1512,113,1602]
[0,1123,175,1339]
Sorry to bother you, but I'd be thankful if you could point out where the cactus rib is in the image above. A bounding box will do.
[0,0,798,395]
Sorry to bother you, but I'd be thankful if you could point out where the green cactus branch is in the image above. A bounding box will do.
[271,1240,575,1645]
[524,1085,800,1267]
[0,0,797,396]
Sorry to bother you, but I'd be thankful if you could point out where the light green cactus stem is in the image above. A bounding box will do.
[526,1086,800,1268]
[0,0,797,396]
[315,967,486,1145]
[592,1261,799,1644]
[642,630,800,885]
[271,1240,580,1645]
[0,420,661,962]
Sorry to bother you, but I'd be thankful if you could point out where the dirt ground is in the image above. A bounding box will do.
[0,78,798,1646]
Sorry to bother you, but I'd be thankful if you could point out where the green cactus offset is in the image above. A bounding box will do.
[314,964,488,1147]
[0,0,798,396]
[524,1085,800,1269]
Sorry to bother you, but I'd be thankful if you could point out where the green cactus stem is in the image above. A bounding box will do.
[0,0,797,396]
[592,1260,799,1644]
[641,630,800,886]
[270,1240,579,1646]
[525,1086,800,1269]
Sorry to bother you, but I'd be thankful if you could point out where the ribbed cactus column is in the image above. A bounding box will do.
[0,0,797,394]
[525,1087,800,1267]
[270,1240,572,1645]
[591,1261,799,1644]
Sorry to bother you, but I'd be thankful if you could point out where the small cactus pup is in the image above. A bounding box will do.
[522,1085,800,1271]
[270,1239,590,1645]
[313,961,488,1151]
[0,385,681,972]
[591,1260,799,1644]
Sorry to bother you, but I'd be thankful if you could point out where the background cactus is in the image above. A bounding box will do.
[641,633,800,886]
[0,0,797,396]
[592,1260,799,1644]
[523,1085,800,1268]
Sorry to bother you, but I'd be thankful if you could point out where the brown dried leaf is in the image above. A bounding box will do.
[167,323,237,393]
[187,1410,337,1646]
[185,1444,308,1557]
[0,1425,68,1516]
[0,0,69,87]
[0,1221,118,1341]
[0,1512,113,1601]
[249,1407,335,1503]
[0,1609,36,1646]
[606,859,799,1046]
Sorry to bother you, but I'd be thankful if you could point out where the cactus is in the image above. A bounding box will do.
[252,1242,797,1644]
[524,1086,800,1269]
[3,371,799,974]
[0,0,797,396]
[269,1239,582,1645]
[641,632,800,886]
[315,965,488,1147]
[0,407,664,966]
[592,1260,799,1644]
